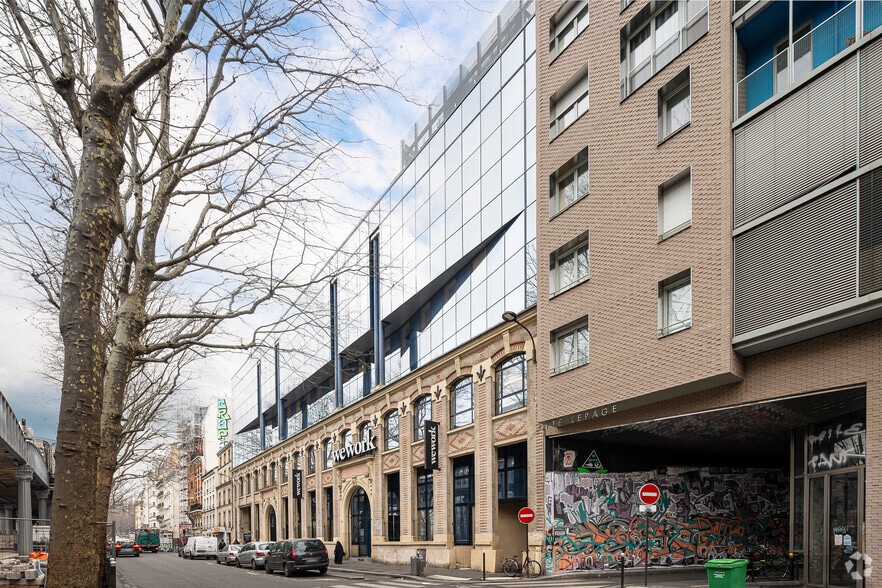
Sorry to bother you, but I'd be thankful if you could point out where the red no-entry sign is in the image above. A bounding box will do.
[638,483,661,505]
[517,507,535,524]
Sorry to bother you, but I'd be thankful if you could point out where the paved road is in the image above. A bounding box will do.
[116,552,476,588]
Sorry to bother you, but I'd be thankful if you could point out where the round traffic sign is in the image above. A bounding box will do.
[517,507,535,524]
[638,483,661,505]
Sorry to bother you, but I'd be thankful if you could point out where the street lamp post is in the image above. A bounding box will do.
[502,311,537,363]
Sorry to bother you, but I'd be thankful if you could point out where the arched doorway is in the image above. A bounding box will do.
[349,488,370,557]
[267,506,277,541]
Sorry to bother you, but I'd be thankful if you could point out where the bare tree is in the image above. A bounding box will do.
[0,0,402,584]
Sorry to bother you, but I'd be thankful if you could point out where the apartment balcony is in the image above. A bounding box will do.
[736,0,882,117]
[189,502,203,513]
[732,22,882,355]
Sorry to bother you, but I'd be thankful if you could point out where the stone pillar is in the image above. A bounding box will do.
[36,491,50,525]
[15,466,33,555]
[0,506,11,533]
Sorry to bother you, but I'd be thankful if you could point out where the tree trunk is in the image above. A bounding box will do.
[48,73,128,588]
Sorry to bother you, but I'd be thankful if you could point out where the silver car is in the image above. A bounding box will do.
[216,544,242,565]
[236,542,274,569]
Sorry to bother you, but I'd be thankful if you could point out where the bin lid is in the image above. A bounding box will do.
[705,559,748,568]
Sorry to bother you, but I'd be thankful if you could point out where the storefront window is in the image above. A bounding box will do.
[387,473,400,542]
[453,455,474,545]
[416,468,434,541]
[497,442,527,502]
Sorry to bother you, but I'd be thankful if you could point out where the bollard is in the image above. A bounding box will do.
[483,551,486,581]
[619,553,626,588]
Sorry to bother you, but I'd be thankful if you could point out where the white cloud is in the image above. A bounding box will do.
[0,0,513,440]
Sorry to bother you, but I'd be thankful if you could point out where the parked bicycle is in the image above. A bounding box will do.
[503,550,542,578]
[745,545,790,582]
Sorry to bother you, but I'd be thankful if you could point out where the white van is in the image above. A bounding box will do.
[183,536,218,559]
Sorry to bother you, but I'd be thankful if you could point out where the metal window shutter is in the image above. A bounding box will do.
[734,59,857,228]
[860,40,882,166]
[734,182,856,336]
[861,169,882,296]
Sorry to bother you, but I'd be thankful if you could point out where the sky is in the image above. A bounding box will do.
[0,0,509,443]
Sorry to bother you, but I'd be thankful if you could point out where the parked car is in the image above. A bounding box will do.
[216,544,242,565]
[236,541,274,569]
[114,541,142,557]
[182,536,218,560]
[265,538,328,577]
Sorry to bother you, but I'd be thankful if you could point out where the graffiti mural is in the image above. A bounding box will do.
[544,468,789,573]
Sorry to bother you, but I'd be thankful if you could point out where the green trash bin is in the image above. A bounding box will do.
[706,559,748,588]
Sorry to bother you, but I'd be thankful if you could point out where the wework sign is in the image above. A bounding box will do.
[332,437,377,463]
[292,469,303,499]
[424,420,440,471]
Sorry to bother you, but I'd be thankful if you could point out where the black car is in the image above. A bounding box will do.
[265,538,328,576]
[114,541,142,557]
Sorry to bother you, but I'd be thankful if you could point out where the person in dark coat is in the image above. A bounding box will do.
[334,541,345,564]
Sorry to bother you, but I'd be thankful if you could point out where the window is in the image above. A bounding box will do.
[498,443,527,502]
[270,462,276,484]
[325,487,334,540]
[550,63,590,140]
[359,422,373,444]
[413,396,433,441]
[307,446,316,475]
[551,318,590,375]
[496,354,527,415]
[387,473,400,542]
[658,269,692,337]
[324,439,334,470]
[658,67,690,142]
[415,468,434,541]
[620,0,708,99]
[308,491,317,537]
[450,378,474,429]
[550,231,590,295]
[774,22,812,92]
[385,411,399,450]
[658,168,692,239]
[549,1,589,60]
[550,146,589,216]
[342,429,353,447]
[453,455,474,545]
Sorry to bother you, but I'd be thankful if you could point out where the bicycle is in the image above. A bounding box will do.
[745,546,790,582]
[503,550,542,578]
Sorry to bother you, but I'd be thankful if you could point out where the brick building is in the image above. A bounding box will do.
[228,1,541,571]
[536,1,880,586]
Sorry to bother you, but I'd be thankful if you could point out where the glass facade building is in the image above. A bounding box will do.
[230,1,537,467]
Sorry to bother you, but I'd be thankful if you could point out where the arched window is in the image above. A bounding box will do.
[342,429,353,447]
[359,422,373,444]
[413,395,433,440]
[307,446,316,474]
[450,378,474,428]
[385,411,400,450]
[324,439,334,469]
[496,354,527,414]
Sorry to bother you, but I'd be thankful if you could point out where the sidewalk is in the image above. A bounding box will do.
[329,557,733,587]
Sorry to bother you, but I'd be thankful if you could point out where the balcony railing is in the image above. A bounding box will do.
[737,0,881,117]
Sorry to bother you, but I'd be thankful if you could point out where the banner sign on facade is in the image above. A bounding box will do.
[292,469,303,499]
[424,420,440,471]
[217,398,230,443]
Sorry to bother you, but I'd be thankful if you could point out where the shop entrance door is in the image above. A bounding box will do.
[268,506,277,541]
[349,488,371,557]
[806,469,863,588]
